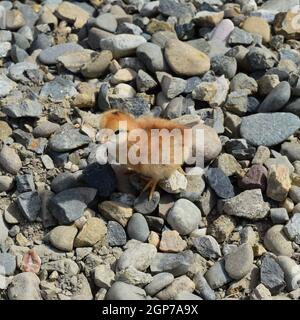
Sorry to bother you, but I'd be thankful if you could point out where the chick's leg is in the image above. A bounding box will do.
[142,178,159,200]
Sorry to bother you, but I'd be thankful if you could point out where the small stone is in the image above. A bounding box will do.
[258,74,280,96]
[56,2,89,29]
[274,10,300,39]
[205,168,235,199]
[41,155,54,170]
[98,201,133,227]
[16,174,35,193]
[107,221,127,247]
[270,208,290,224]
[261,254,286,294]
[264,225,294,256]
[239,165,267,191]
[0,212,8,244]
[42,258,79,275]
[145,273,174,296]
[0,253,16,276]
[228,27,253,45]
[211,55,237,79]
[192,76,229,108]
[136,42,166,73]
[17,191,41,222]
[250,284,272,300]
[247,46,277,71]
[57,50,93,73]
[211,19,235,42]
[284,213,300,244]
[95,13,117,33]
[33,121,60,138]
[8,272,41,300]
[192,235,221,260]
[150,250,193,277]
[252,146,270,165]
[258,82,291,113]
[110,68,137,85]
[106,281,146,300]
[81,163,117,198]
[100,34,147,59]
[39,43,84,65]
[51,172,79,193]
[0,176,14,192]
[3,99,43,118]
[225,90,249,115]
[49,226,77,252]
[242,16,271,43]
[164,39,210,77]
[117,242,157,272]
[6,10,25,31]
[16,233,30,246]
[194,11,224,27]
[81,50,113,79]
[267,165,291,202]
[215,153,242,177]
[207,215,235,243]
[281,142,300,162]
[288,186,300,203]
[179,172,205,202]
[156,275,195,300]
[49,126,91,152]
[224,243,254,280]
[159,170,187,194]
[167,199,201,235]
[0,75,16,98]
[230,73,258,94]
[205,259,232,289]
[136,70,157,92]
[116,266,152,287]
[161,75,186,99]
[127,213,150,242]
[223,189,270,220]
[74,217,107,247]
[49,188,97,225]
[94,264,115,289]
[159,230,187,253]
[193,273,216,300]
[40,76,77,102]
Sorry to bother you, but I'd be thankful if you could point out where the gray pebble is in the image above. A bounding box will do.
[107,221,127,247]
[167,199,201,235]
[17,191,41,222]
[261,254,286,294]
[133,191,160,214]
[150,250,193,276]
[192,235,221,260]
[145,272,174,296]
[0,252,16,276]
[127,213,150,242]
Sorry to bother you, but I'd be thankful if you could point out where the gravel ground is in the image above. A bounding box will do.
[1,0,300,301]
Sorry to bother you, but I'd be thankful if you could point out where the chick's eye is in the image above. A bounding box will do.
[114,130,120,135]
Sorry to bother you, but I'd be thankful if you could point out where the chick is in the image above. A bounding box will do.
[99,109,189,199]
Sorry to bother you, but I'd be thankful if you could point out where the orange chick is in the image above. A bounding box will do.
[99,109,189,199]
